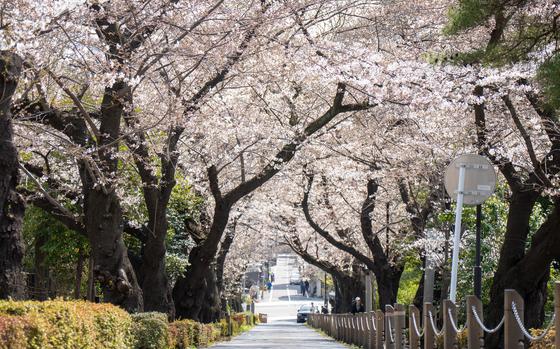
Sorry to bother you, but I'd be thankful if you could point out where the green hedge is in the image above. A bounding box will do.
[0,300,133,349]
[0,300,256,349]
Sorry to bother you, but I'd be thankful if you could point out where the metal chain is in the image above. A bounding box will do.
[511,301,556,342]
[447,308,467,334]
[428,311,445,337]
[411,312,425,337]
[471,306,504,334]
[387,317,395,343]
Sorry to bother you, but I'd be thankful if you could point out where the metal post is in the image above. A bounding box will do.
[450,164,466,303]
[504,289,524,349]
[467,295,483,349]
[443,300,458,349]
[324,273,328,307]
[474,204,482,298]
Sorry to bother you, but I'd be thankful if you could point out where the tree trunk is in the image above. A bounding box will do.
[74,248,85,299]
[0,52,25,300]
[374,264,404,309]
[333,273,365,313]
[83,183,143,312]
[173,245,221,322]
[140,204,174,318]
[173,203,230,321]
[486,195,558,348]
[34,233,49,300]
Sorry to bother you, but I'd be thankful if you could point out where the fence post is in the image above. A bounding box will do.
[423,302,435,349]
[467,295,483,349]
[504,289,525,349]
[375,309,384,349]
[443,300,458,349]
[366,311,374,349]
[345,314,350,343]
[409,305,421,349]
[394,303,405,349]
[385,305,395,349]
[365,312,371,348]
[555,282,559,349]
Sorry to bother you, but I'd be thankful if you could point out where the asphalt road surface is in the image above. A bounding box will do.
[210,254,347,349]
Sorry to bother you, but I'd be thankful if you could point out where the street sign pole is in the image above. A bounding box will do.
[474,205,482,298]
[449,164,466,303]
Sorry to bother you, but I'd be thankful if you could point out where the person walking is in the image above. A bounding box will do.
[351,297,365,314]
[300,280,306,296]
[304,280,310,298]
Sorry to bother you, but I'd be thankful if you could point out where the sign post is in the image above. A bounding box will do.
[444,154,496,303]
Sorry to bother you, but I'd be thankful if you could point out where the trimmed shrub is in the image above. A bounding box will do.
[131,312,169,349]
[529,327,555,349]
[168,319,222,348]
[0,299,134,349]
[0,315,28,349]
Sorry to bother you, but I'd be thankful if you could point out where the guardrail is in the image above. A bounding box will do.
[307,282,560,348]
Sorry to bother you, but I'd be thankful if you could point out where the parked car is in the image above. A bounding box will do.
[296,304,317,323]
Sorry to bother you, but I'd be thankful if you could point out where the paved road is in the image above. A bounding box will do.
[209,320,347,348]
[210,254,347,349]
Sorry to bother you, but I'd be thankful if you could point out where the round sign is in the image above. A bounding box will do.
[444,154,497,206]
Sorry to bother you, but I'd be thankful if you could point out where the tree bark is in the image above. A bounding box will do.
[374,264,404,308]
[173,245,221,322]
[486,200,560,348]
[34,233,49,300]
[74,248,85,299]
[80,81,143,312]
[333,272,365,313]
[173,204,230,321]
[139,202,174,317]
[0,52,25,300]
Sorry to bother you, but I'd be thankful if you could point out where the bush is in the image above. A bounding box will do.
[131,312,169,349]
[0,299,134,349]
[168,319,221,348]
[0,300,255,349]
[0,315,28,349]
[529,327,555,349]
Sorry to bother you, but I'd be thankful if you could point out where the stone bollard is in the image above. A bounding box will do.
[375,309,384,349]
[423,303,435,349]
[409,305,421,349]
[467,295,483,349]
[504,289,525,349]
[443,300,458,349]
[394,304,405,349]
[385,305,395,349]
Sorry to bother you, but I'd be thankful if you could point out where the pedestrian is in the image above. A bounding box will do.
[310,302,316,313]
[271,273,275,282]
[351,296,365,314]
[304,280,310,297]
[266,280,272,292]
[321,304,329,314]
[300,280,305,296]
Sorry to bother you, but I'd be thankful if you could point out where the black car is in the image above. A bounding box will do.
[296,304,317,323]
